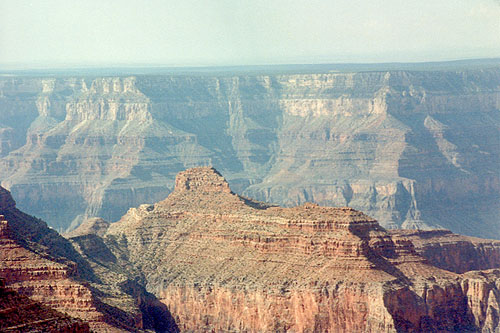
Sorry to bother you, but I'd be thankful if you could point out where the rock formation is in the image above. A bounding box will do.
[0,186,174,332]
[0,278,90,332]
[64,217,110,238]
[2,166,500,331]
[103,167,500,332]
[390,229,500,274]
[0,62,498,238]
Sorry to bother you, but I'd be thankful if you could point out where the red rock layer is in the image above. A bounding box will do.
[0,278,90,332]
[0,215,132,332]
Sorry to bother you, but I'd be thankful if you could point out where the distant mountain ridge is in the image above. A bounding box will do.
[1,58,499,76]
[0,63,498,238]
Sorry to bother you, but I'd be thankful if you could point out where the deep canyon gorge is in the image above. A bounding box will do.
[0,61,500,331]
[0,63,498,238]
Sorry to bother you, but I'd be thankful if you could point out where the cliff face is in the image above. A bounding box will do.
[2,166,500,331]
[104,167,500,332]
[0,278,90,332]
[0,215,121,331]
[0,186,172,332]
[0,68,499,237]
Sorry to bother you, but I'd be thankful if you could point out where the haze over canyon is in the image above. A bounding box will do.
[2,0,499,330]
[0,61,498,239]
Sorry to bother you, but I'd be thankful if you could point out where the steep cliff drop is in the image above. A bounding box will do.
[104,167,500,332]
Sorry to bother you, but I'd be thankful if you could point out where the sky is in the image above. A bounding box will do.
[1,0,499,68]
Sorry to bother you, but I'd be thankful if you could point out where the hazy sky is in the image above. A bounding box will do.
[1,0,499,67]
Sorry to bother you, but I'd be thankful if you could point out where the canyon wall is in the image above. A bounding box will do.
[390,229,500,274]
[0,67,498,237]
[0,278,90,332]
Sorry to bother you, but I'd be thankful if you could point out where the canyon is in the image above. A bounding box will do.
[1,166,500,331]
[0,61,498,238]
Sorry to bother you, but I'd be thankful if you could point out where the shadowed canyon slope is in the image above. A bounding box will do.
[0,65,499,237]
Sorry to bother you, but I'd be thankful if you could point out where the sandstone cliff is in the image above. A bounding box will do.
[103,167,500,332]
[0,278,90,332]
[2,166,500,331]
[0,186,173,332]
[0,64,498,238]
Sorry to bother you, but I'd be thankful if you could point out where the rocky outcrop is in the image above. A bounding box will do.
[0,63,498,238]
[0,186,173,331]
[391,229,500,274]
[104,167,500,332]
[64,217,110,238]
[174,166,233,193]
[462,269,500,332]
[0,186,15,210]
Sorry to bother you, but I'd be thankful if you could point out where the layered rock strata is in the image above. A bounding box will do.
[104,167,500,332]
[2,166,500,331]
[0,186,171,332]
[0,278,90,332]
[0,215,137,331]
[0,64,498,238]
[390,229,500,274]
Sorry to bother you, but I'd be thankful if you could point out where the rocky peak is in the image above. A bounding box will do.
[173,167,232,194]
[107,167,499,332]
[0,187,15,211]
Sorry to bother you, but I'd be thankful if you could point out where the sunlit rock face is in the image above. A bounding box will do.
[0,277,90,332]
[0,67,499,237]
[104,167,500,332]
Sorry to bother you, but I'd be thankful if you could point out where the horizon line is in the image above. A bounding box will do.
[1,57,500,72]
